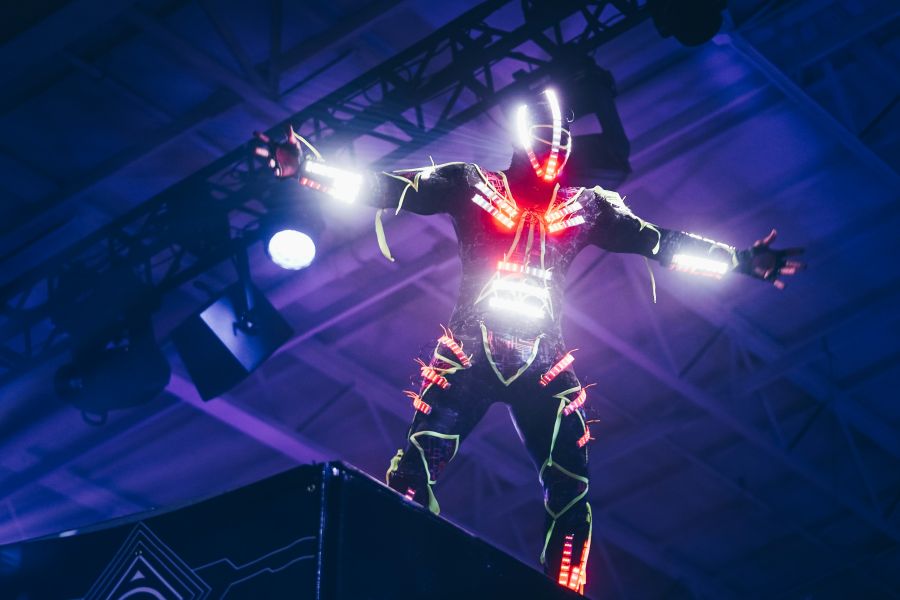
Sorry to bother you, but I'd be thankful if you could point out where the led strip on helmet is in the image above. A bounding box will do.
[543,89,563,182]
[517,89,568,182]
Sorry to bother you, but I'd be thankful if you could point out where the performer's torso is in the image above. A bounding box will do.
[446,165,601,372]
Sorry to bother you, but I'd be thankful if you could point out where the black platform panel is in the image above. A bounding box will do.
[0,462,581,599]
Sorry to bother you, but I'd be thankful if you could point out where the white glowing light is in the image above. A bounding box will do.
[471,193,515,228]
[547,214,585,233]
[474,181,518,218]
[490,278,550,299]
[497,261,552,280]
[489,296,545,319]
[516,104,532,149]
[545,201,583,224]
[268,229,316,270]
[58,529,78,538]
[302,160,362,203]
[419,166,435,180]
[671,254,730,278]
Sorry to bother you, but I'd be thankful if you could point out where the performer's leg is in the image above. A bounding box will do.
[386,332,493,514]
[508,370,592,594]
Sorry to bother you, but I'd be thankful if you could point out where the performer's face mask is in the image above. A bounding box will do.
[515,89,573,183]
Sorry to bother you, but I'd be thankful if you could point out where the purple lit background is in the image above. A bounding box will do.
[1,1,898,598]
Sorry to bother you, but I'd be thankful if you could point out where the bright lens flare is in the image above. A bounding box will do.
[268,229,316,270]
[516,104,531,149]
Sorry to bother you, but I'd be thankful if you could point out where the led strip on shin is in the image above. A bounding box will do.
[558,534,575,587]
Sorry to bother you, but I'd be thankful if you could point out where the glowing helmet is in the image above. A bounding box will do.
[515,89,573,182]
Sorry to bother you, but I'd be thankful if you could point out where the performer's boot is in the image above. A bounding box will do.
[543,501,592,595]
[540,462,592,594]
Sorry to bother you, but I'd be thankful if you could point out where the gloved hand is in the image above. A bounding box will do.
[252,126,303,178]
[736,229,805,289]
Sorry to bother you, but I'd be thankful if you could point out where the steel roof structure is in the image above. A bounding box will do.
[1,1,898,597]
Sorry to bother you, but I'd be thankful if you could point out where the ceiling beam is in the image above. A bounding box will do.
[123,8,292,122]
[564,304,900,545]
[0,0,142,88]
[166,373,331,464]
[726,32,900,188]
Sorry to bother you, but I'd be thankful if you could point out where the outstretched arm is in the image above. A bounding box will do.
[589,187,805,288]
[253,129,466,216]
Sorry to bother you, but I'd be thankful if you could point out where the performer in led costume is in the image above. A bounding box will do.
[254,89,803,594]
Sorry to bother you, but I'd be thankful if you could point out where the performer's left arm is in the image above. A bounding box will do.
[589,187,805,288]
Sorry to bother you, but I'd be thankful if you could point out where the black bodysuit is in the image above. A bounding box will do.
[299,158,738,591]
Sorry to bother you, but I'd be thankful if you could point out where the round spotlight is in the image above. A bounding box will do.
[267,229,316,270]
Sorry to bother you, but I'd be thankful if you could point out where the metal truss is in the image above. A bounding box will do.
[0,0,649,387]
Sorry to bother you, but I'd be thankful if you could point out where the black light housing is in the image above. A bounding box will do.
[650,0,727,47]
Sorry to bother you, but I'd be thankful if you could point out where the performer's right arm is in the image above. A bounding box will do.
[253,129,467,216]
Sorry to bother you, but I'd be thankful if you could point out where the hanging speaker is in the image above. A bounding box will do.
[173,282,293,400]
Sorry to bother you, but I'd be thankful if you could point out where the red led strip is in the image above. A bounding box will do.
[471,193,515,228]
[558,534,574,587]
[404,487,416,501]
[545,201,583,225]
[404,390,432,414]
[558,533,590,593]
[413,396,432,414]
[438,329,471,367]
[547,215,585,233]
[417,359,450,389]
[576,426,592,448]
[562,388,587,416]
[540,352,575,386]
[575,538,590,593]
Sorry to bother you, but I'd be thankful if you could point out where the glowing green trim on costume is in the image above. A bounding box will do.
[537,384,590,563]
[432,351,463,370]
[375,209,395,262]
[479,322,544,386]
[291,130,323,161]
[538,461,591,563]
[644,257,657,304]
[385,448,404,484]
[546,386,587,462]
[504,214,528,260]
[524,217,536,264]
[376,160,467,262]
[409,430,460,514]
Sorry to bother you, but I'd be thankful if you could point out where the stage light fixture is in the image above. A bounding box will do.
[50,266,170,423]
[261,180,324,271]
[55,320,171,424]
[267,229,316,270]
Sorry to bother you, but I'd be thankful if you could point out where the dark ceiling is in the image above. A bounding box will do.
[1,1,898,598]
